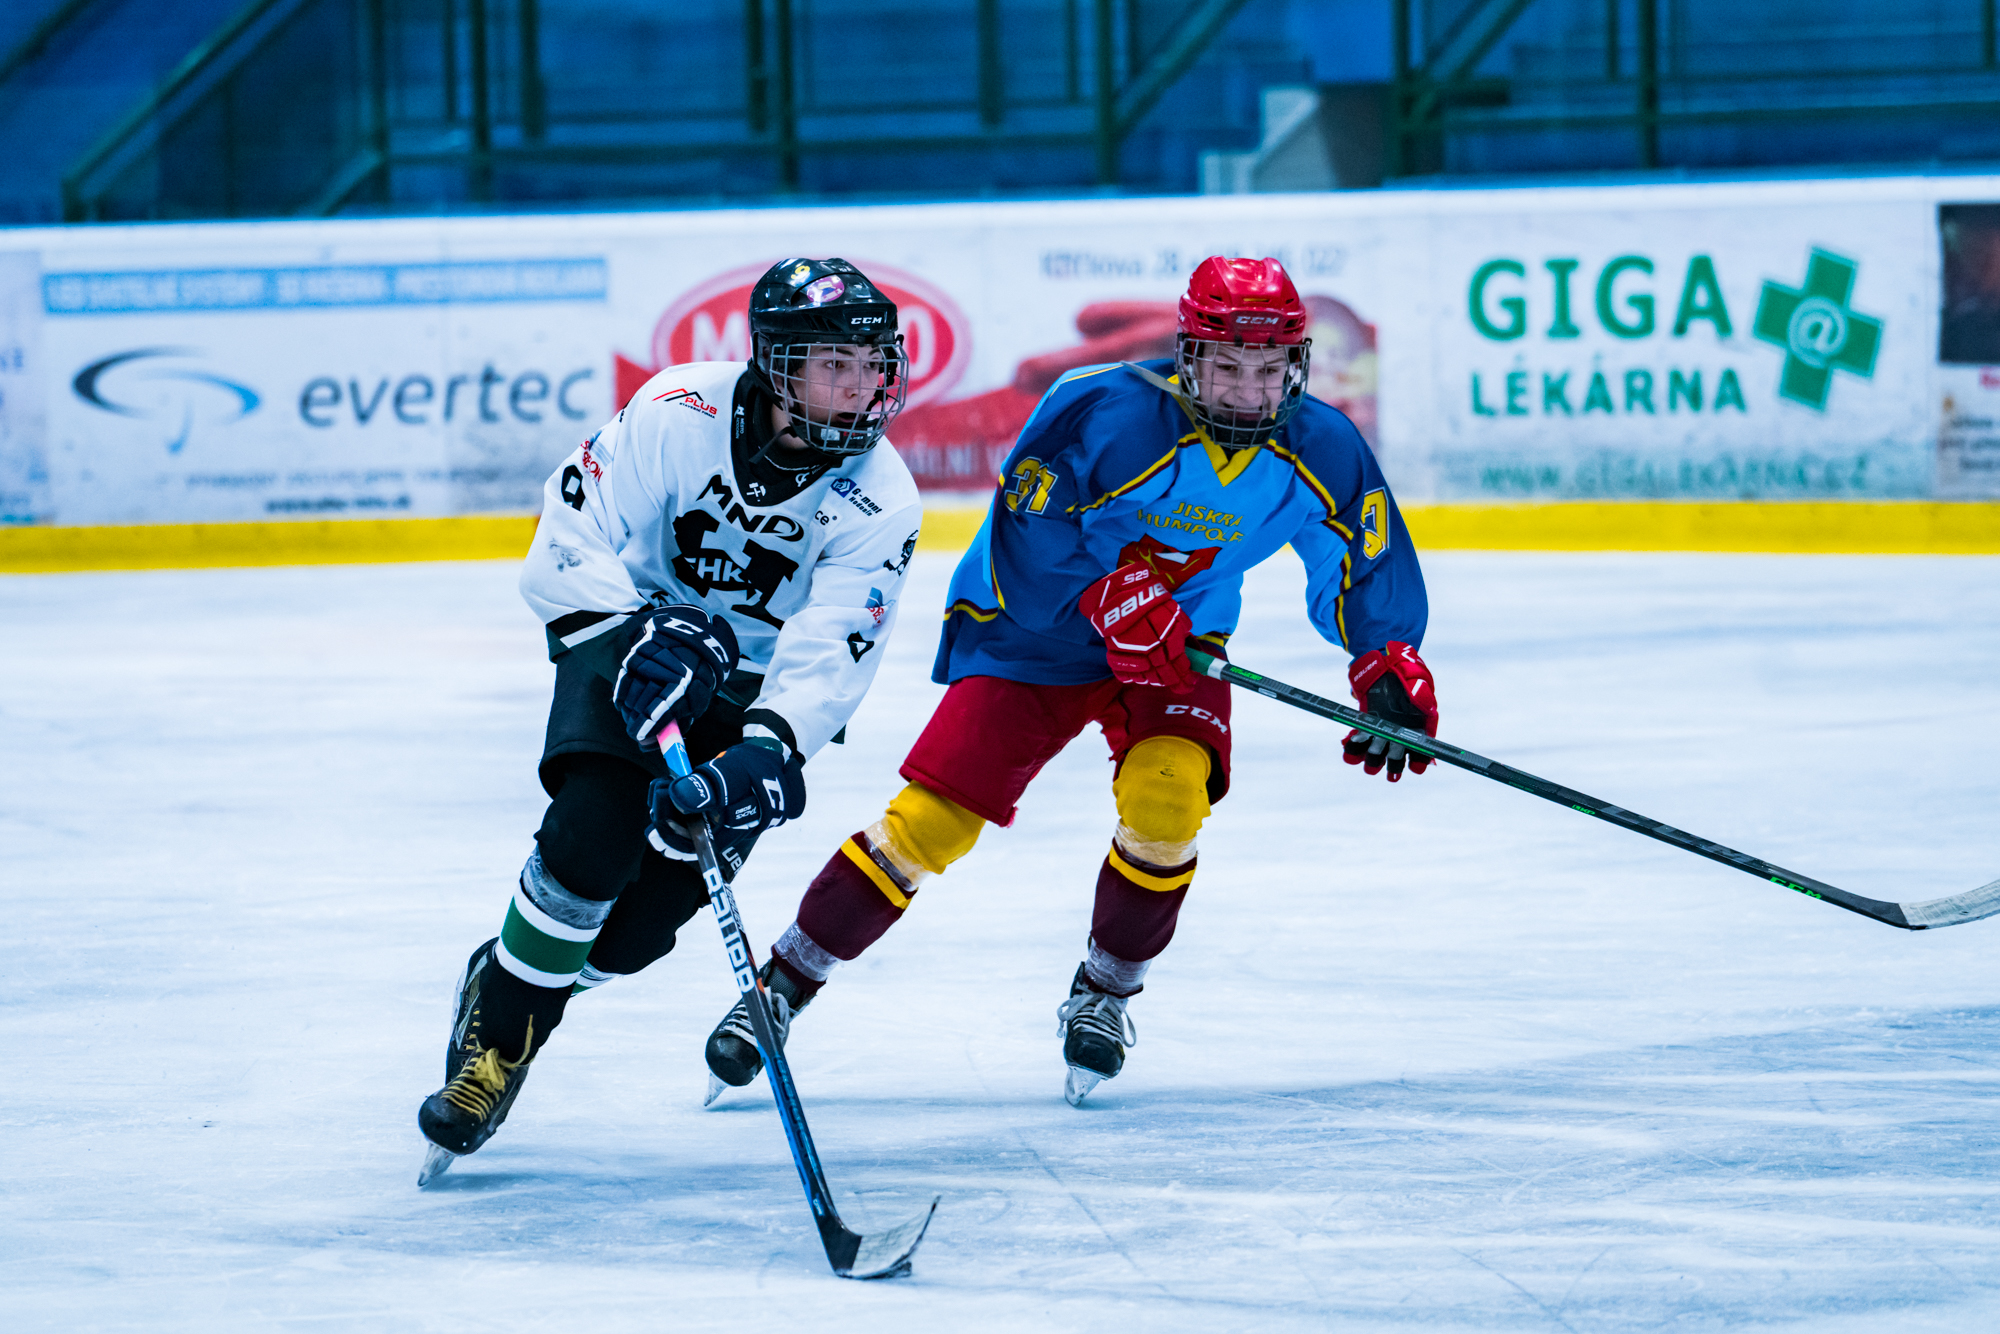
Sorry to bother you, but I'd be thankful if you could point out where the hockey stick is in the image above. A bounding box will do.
[1184,648,2000,932]
[656,722,939,1279]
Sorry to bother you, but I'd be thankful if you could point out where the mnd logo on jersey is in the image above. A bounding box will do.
[671,473,807,629]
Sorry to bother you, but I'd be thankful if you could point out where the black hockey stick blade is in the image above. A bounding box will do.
[657,725,939,1279]
[738,948,941,1278]
[822,1194,942,1279]
[1187,649,2000,932]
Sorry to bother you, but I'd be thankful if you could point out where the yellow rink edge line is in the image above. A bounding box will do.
[2,501,1997,573]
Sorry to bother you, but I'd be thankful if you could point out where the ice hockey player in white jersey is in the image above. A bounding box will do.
[417,258,922,1181]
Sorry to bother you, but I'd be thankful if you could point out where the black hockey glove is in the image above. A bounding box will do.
[612,605,739,746]
[647,738,806,877]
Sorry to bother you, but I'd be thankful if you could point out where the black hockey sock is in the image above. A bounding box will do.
[477,959,570,1062]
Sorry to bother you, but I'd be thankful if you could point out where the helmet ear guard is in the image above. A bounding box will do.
[1174,256,1313,447]
[746,257,909,457]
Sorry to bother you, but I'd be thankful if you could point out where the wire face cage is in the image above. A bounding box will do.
[1174,335,1312,448]
[757,339,910,457]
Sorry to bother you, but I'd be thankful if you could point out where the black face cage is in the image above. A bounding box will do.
[756,337,910,457]
[1174,334,1312,448]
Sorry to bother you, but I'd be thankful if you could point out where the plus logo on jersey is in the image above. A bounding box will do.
[656,387,719,418]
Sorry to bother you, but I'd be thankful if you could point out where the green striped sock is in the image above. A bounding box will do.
[493,851,614,990]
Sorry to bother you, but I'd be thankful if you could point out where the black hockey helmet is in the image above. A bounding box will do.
[746,257,908,457]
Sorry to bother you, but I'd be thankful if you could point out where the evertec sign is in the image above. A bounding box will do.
[0,177,1996,552]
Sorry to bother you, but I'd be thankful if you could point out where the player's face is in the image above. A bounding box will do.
[1195,343,1291,420]
[792,344,890,421]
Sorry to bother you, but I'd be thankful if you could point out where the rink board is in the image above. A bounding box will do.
[5,173,2000,532]
[2,499,1997,572]
[3,550,1997,1332]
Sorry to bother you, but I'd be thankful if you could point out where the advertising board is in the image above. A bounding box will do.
[4,174,1996,528]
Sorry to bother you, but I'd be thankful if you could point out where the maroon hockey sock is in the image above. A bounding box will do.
[1090,846,1194,964]
[793,831,911,962]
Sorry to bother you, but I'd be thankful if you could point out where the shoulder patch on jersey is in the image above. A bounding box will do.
[846,631,876,661]
[654,387,720,419]
[829,476,883,516]
[883,529,918,576]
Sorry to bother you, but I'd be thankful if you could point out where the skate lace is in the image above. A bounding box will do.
[441,1020,532,1118]
[721,990,795,1047]
[1056,990,1137,1048]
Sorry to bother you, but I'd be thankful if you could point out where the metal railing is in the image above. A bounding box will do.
[1389,0,2000,177]
[61,0,1256,221]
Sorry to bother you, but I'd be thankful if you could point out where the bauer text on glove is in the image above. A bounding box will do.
[1078,560,1202,693]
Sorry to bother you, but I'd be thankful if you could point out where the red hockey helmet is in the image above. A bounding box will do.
[1177,256,1311,346]
[1175,257,1312,447]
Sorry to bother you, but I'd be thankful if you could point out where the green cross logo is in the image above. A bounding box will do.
[1752,249,1882,410]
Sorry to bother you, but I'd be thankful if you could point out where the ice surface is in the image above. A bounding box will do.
[2,550,1997,1332]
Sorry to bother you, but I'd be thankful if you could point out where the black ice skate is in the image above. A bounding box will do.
[703,958,813,1107]
[1056,963,1137,1107]
[417,938,533,1186]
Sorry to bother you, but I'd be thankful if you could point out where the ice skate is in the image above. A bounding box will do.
[1056,963,1136,1107]
[703,958,813,1106]
[417,938,533,1183]
[440,937,496,1080]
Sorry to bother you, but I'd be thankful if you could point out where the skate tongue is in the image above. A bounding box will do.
[1063,1067,1103,1107]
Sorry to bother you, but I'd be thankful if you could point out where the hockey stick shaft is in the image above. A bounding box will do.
[657,724,861,1271]
[1186,649,1997,932]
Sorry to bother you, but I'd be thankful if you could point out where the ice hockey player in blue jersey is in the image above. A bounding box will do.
[703,256,1439,1107]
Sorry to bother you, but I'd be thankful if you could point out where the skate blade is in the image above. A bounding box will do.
[1063,1066,1104,1107]
[417,1142,460,1188]
[703,1067,764,1108]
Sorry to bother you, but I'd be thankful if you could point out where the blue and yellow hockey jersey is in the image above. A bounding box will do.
[934,358,1428,686]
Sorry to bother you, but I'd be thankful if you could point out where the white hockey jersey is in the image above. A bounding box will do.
[520,360,923,761]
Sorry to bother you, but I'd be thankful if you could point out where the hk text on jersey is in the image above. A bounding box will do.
[521,360,923,759]
[937,359,1426,685]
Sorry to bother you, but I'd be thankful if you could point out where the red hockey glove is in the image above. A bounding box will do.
[1343,641,1438,782]
[1115,534,1219,591]
[1079,560,1197,692]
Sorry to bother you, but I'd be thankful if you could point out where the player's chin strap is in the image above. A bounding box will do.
[1119,361,1257,453]
[1182,646,2000,934]
[1120,361,1197,420]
